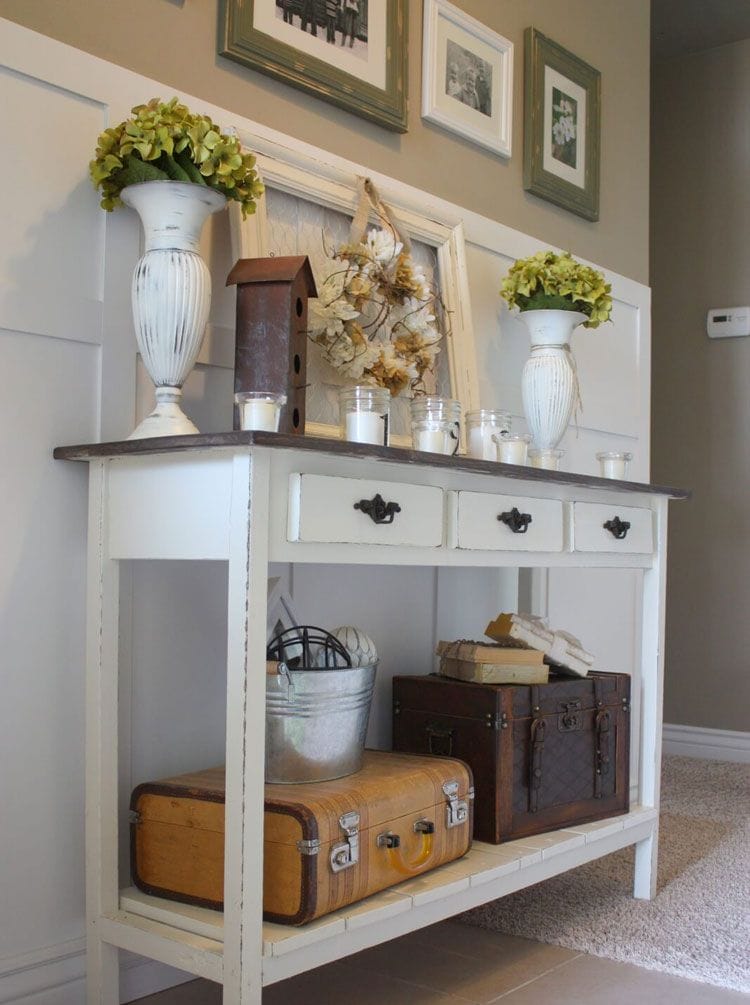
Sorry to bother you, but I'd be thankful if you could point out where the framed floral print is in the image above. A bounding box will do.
[220,0,408,132]
[523,28,601,221]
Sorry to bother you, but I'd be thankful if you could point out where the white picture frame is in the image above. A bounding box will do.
[421,0,514,158]
[229,134,480,446]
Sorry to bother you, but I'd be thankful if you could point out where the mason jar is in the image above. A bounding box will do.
[410,396,461,455]
[496,433,530,465]
[465,409,511,460]
[339,386,390,446]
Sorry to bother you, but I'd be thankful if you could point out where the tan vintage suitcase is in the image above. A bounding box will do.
[131,750,474,925]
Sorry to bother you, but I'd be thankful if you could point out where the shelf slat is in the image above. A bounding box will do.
[117,805,657,985]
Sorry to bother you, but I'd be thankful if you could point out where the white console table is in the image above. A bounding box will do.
[54,432,687,1004]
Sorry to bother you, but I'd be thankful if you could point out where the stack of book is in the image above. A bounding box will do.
[485,612,594,677]
[436,639,549,685]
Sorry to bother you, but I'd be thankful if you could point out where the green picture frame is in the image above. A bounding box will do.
[523,28,601,222]
[220,0,408,133]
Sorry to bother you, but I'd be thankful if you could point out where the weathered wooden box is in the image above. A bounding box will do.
[393,671,630,844]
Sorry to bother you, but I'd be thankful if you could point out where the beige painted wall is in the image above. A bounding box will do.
[0,0,650,282]
[652,41,750,732]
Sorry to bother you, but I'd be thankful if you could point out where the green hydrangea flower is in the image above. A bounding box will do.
[89,97,264,218]
[500,250,612,329]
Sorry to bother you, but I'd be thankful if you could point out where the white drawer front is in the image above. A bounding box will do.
[288,474,444,547]
[573,502,653,553]
[455,491,564,552]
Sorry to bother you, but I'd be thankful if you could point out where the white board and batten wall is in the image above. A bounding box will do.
[0,19,651,1005]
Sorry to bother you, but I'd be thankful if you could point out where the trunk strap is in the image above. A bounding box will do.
[528,685,545,813]
[594,677,611,798]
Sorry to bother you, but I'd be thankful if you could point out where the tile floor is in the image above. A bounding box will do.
[136,920,748,1003]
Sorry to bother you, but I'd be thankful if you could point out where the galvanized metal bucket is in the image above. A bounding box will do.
[265,661,378,784]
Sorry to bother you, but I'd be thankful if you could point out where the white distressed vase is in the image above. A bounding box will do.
[519,309,586,451]
[121,180,227,439]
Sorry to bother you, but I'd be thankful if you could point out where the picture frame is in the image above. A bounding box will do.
[421,0,513,157]
[523,27,601,221]
[228,135,480,446]
[219,0,408,132]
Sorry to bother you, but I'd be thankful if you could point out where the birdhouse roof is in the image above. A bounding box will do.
[226,255,317,296]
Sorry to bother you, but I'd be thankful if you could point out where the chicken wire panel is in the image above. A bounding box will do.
[265,188,451,437]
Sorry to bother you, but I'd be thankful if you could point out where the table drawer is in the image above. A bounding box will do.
[288,474,444,547]
[573,502,653,553]
[454,491,564,552]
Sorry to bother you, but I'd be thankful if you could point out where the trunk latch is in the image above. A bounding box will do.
[558,699,583,732]
[330,811,360,872]
[442,780,469,829]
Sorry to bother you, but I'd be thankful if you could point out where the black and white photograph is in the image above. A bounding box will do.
[275,0,369,62]
[445,39,492,117]
[222,0,407,132]
[422,0,513,157]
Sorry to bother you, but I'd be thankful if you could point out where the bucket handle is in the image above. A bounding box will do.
[376,821,435,875]
[278,662,295,702]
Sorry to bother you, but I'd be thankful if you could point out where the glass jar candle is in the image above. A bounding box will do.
[235,391,286,432]
[596,451,633,479]
[339,386,390,446]
[410,396,461,454]
[528,447,565,471]
[465,409,511,460]
[495,433,530,465]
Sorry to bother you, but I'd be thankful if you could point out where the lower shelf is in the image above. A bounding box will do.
[113,805,657,987]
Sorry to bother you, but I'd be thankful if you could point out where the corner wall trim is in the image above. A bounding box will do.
[663,723,750,763]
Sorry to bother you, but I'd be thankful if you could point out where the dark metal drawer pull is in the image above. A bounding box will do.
[354,493,401,525]
[498,507,533,534]
[603,516,631,539]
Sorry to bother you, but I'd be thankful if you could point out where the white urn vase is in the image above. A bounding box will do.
[121,180,227,439]
[519,309,586,451]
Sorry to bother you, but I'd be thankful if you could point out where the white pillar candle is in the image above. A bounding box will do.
[596,452,632,479]
[467,425,498,460]
[415,428,449,453]
[601,456,624,478]
[529,448,564,470]
[238,398,281,431]
[345,410,386,445]
[497,438,528,465]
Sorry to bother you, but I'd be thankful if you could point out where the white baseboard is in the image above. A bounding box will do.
[663,723,750,763]
[0,939,194,1005]
[0,938,85,1005]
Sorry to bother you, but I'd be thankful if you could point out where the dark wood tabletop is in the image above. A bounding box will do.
[53,431,690,499]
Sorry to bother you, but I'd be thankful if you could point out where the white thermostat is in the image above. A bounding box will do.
[707,307,750,339]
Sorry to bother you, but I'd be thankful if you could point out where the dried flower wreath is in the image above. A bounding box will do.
[308,179,447,397]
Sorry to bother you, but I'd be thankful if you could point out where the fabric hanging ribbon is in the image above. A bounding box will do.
[349,176,412,255]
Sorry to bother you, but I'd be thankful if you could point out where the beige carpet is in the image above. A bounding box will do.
[462,756,750,993]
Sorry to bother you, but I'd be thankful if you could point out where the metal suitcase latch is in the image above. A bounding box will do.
[330,811,360,873]
[558,699,583,732]
[442,780,469,829]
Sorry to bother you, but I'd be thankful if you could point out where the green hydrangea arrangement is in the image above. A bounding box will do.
[89,97,264,218]
[500,250,612,329]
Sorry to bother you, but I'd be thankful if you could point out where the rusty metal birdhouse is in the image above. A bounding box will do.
[227,256,317,435]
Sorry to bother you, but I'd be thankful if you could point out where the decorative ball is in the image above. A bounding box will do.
[331,626,378,667]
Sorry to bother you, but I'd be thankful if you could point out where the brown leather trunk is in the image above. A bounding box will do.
[392,671,630,844]
[131,750,473,926]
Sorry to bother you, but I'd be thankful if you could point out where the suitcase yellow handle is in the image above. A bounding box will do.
[376,821,435,875]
